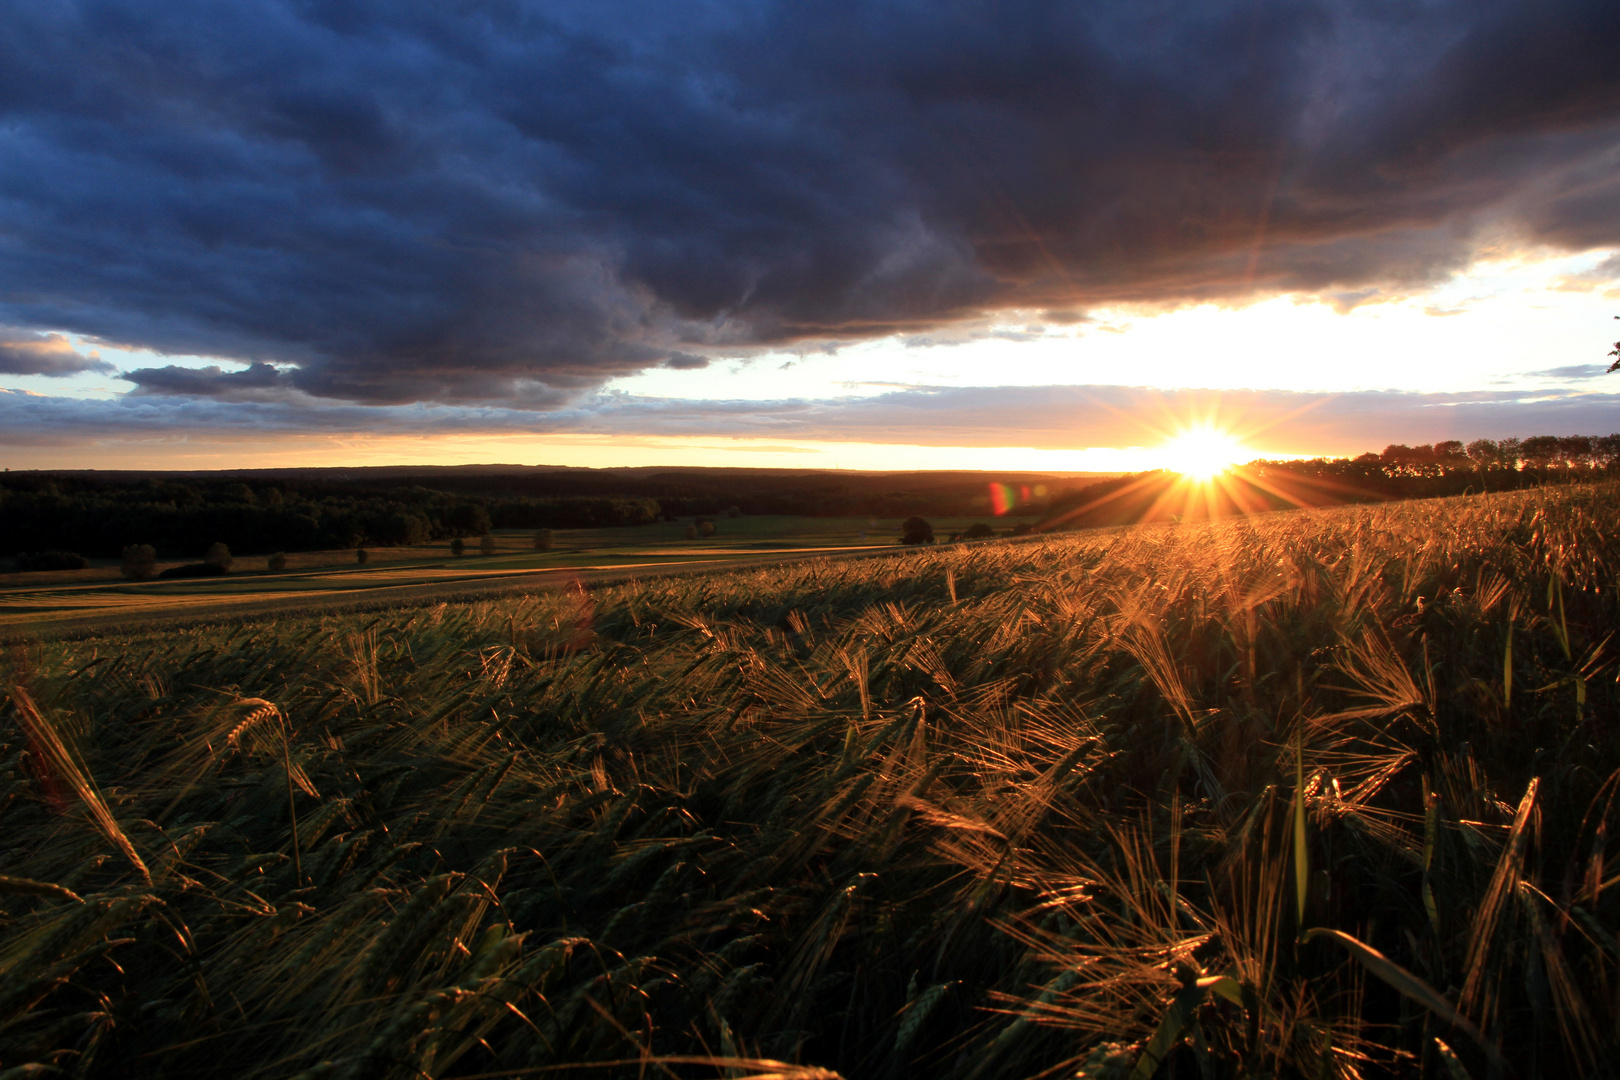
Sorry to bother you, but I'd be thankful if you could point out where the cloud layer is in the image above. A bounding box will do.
[2,1,1619,407]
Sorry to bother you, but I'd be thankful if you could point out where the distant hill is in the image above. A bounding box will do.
[8,464,1118,519]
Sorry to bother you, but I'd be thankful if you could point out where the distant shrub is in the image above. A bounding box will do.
[203,542,233,572]
[121,544,157,580]
[1010,523,1034,537]
[963,522,996,540]
[451,537,466,556]
[14,550,89,572]
[899,516,935,545]
[479,534,498,555]
[684,524,698,541]
[726,506,741,519]
[356,548,370,564]
[158,562,227,579]
[533,528,554,552]
[268,552,288,572]
[698,520,716,538]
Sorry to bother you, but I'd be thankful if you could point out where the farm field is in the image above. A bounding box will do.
[2,484,1617,1078]
[0,515,1035,640]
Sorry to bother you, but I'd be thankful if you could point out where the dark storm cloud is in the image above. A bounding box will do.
[122,362,290,399]
[2,0,1619,407]
[5,384,1616,460]
[664,353,712,371]
[0,329,113,377]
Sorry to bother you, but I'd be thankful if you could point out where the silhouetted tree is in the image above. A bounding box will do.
[1466,439,1500,469]
[1599,434,1620,469]
[1434,441,1470,475]
[268,552,288,571]
[451,537,466,556]
[684,524,698,541]
[900,516,935,545]
[698,520,716,538]
[1521,436,1562,472]
[533,528,554,551]
[1465,439,1501,490]
[356,548,369,564]
[121,544,156,580]
[963,522,996,540]
[203,542,233,571]
[479,534,497,555]
[1559,435,1596,469]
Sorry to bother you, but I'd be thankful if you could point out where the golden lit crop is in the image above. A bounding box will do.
[2,482,1617,1078]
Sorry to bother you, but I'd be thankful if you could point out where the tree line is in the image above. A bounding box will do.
[1038,433,1620,532]
[0,474,659,560]
[1246,434,1620,498]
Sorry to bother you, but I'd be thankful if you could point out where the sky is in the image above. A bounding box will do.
[3,0,1620,473]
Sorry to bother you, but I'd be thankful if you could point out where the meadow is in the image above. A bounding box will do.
[1,484,1616,1078]
[0,515,1032,640]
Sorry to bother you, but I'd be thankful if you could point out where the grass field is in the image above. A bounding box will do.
[0,516,1035,638]
[2,486,1617,1078]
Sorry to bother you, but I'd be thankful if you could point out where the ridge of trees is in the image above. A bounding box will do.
[1041,434,1620,532]
[1251,434,1620,494]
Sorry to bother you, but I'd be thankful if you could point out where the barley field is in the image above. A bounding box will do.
[3,484,1617,1078]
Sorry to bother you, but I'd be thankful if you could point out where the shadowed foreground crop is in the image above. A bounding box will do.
[3,484,1619,1078]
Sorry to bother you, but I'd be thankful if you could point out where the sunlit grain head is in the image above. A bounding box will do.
[1160,425,1247,480]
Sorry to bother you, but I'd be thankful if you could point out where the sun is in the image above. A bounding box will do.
[1160,426,1246,480]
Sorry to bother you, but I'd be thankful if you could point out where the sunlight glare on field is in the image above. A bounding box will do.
[1159,425,1247,480]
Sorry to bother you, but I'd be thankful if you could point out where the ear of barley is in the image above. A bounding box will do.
[8,687,150,886]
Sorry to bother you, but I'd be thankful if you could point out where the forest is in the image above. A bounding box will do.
[0,478,662,560]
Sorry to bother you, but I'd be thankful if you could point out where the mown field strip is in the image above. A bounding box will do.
[0,545,916,641]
